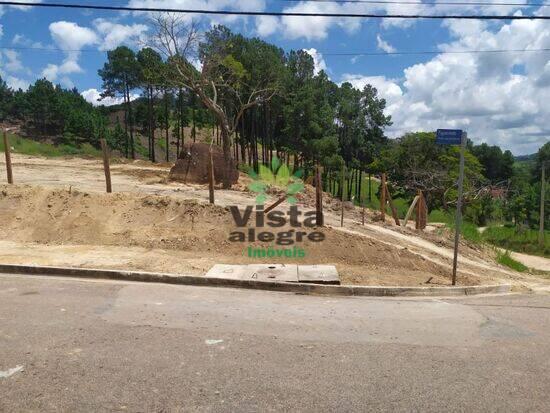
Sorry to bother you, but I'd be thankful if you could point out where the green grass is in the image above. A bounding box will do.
[1,133,101,158]
[483,225,549,258]
[496,250,529,272]
[329,175,409,218]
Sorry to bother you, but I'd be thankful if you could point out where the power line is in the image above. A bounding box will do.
[2,44,550,56]
[272,0,550,7]
[1,1,550,19]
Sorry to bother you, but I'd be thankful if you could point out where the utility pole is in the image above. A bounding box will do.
[540,161,547,247]
[452,132,467,286]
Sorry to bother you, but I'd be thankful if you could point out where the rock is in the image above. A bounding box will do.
[169,142,239,186]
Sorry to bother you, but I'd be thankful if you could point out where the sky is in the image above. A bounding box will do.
[0,0,549,155]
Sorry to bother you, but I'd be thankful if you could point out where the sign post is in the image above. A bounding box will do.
[436,129,466,286]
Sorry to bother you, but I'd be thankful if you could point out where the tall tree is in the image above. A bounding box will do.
[137,47,163,162]
[98,46,140,158]
[151,15,284,188]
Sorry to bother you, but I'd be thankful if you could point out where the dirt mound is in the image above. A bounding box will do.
[0,184,460,285]
[169,143,239,186]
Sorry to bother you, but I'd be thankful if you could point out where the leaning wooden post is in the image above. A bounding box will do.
[340,164,346,227]
[100,138,112,193]
[208,148,215,204]
[315,162,324,226]
[3,130,13,184]
[380,173,387,222]
[416,190,422,230]
[385,185,401,226]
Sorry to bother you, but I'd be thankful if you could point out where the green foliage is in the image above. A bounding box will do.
[483,226,550,257]
[496,250,528,272]
[0,133,100,158]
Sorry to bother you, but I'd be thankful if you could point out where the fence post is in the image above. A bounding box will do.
[3,130,13,184]
[208,148,215,204]
[315,162,324,226]
[340,164,346,227]
[100,138,112,193]
[380,173,387,222]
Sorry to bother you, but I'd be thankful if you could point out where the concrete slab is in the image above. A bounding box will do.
[205,264,299,283]
[248,264,298,283]
[205,265,251,281]
[298,265,340,285]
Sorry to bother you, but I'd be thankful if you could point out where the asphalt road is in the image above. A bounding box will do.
[1,274,550,412]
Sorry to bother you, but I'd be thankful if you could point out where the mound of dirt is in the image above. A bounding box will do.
[169,143,239,186]
[0,184,463,285]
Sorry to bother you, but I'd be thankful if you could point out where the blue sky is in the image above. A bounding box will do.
[0,0,549,155]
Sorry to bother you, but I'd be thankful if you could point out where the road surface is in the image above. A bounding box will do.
[1,273,550,412]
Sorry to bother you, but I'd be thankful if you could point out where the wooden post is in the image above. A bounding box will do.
[340,164,345,227]
[362,198,366,225]
[265,196,286,214]
[404,195,420,228]
[315,162,324,226]
[380,173,386,222]
[100,138,112,193]
[416,190,422,230]
[539,161,546,247]
[3,130,13,184]
[208,148,215,204]
[385,185,401,226]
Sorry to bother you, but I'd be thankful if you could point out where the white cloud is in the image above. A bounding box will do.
[376,34,396,53]
[0,49,25,73]
[343,15,550,154]
[93,18,148,51]
[49,21,99,52]
[81,88,140,106]
[12,33,45,49]
[303,48,328,76]
[255,15,278,37]
[40,21,99,86]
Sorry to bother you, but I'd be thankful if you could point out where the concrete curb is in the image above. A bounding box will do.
[0,264,512,297]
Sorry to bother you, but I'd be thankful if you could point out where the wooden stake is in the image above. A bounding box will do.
[404,195,420,228]
[416,190,422,230]
[380,173,387,222]
[3,130,13,184]
[265,196,286,214]
[362,198,366,225]
[385,185,401,226]
[340,164,346,227]
[100,138,112,193]
[315,162,324,227]
[208,148,215,204]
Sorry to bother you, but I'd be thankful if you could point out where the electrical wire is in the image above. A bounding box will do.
[0,1,549,19]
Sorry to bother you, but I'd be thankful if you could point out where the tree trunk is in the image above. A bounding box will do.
[220,123,233,189]
[125,80,135,160]
[165,89,169,162]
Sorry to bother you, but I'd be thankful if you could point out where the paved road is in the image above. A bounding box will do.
[1,274,550,412]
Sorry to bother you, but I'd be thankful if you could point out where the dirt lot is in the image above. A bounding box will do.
[0,153,543,287]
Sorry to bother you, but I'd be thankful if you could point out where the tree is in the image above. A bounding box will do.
[151,15,284,188]
[471,143,514,183]
[0,76,13,122]
[26,79,60,135]
[98,46,140,158]
[382,132,484,210]
[137,47,163,162]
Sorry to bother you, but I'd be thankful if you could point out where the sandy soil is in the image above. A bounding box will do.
[0,153,545,287]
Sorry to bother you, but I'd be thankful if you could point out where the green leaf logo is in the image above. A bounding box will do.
[247,156,305,205]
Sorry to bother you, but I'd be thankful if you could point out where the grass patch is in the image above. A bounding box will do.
[483,225,549,258]
[496,250,529,272]
[1,133,101,158]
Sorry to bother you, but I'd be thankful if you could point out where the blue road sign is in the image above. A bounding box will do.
[436,129,463,145]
